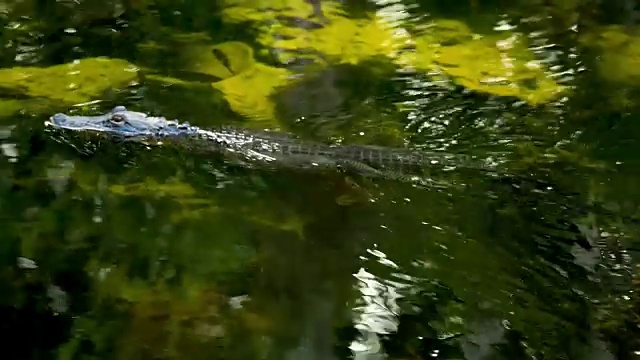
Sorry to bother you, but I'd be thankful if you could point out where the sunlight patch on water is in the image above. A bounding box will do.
[350,267,402,359]
[352,267,403,335]
[350,243,421,359]
[1,142,18,161]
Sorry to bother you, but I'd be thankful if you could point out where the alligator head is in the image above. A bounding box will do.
[46,106,196,138]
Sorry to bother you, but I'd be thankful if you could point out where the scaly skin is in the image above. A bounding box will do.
[46,106,481,177]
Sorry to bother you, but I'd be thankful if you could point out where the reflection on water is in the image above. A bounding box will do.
[1,0,640,359]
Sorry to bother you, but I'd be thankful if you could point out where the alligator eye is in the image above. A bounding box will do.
[110,114,126,124]
[52,113,67,123]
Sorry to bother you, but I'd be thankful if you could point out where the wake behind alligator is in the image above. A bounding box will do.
[45,106,493,183]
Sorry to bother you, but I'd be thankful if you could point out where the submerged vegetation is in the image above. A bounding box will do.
[1,0,640,359]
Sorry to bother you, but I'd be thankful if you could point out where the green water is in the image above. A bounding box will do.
[1,0,640,359]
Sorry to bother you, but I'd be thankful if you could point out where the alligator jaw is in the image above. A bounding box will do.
[46,112,116,133]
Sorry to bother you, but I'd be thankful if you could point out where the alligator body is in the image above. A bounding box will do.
[46,106,483,180]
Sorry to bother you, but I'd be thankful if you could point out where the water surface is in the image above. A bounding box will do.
[1,0,640,359]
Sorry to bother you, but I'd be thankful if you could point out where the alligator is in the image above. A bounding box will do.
[45,106,492,184]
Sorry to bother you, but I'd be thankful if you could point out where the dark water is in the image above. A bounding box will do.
[1,0,640,359]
